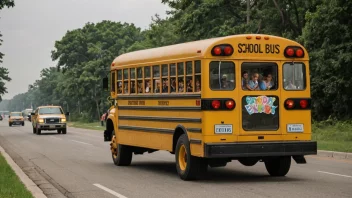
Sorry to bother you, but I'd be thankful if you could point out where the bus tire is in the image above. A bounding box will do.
[175,134,207,180]
[36,127,41,135]
[111,132,132,166]
[33,127,36,134]
[62,128,67,134]
[264,156,291,176]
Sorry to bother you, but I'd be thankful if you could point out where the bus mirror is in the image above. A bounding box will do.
[65,112,70,116]
[31,113,35,115]
[103,77,108,90]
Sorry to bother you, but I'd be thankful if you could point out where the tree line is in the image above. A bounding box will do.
[1,0,351,122]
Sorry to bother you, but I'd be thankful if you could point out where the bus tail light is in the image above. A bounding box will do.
[285,100,295,109]
[300,99,308,109]
[212,100,221,109]
[284,98,311,110]
[201,99,236,110]
[284,46,305,58]
[225,100,235,109]
[211,44,234,56]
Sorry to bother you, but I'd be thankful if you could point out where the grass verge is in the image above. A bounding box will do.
[312,120,352,152]
[0,152,33,198]
[68,121,105,131]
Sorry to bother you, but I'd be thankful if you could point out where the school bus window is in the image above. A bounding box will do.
[170,63,176,93]
[137,67,143,79]
[153,65,160,93]
[241,62,278,91]
[123,69,128,93]
[170,63,176,76]
[177,62,185,93]
[161,64,169,93]
[144,66,151,78]
[145,66,151,93]
[186,61,193,92]
[283,63,306,90]
[111,71,116,92]
[209,61,235,90]
[194,60,201,92]
[117,70,122,80]
[130,68,136,80]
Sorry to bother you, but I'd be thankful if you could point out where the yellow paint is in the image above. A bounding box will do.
[107,34,312,158]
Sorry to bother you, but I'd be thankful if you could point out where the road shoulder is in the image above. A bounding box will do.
[0,135,66,198]
[318,150,352,160]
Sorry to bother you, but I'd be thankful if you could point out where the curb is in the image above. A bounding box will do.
[317,150,352,160]
[0,145,47,198]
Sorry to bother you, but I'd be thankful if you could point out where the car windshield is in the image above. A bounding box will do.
[39,107,63,115]
[11,113,22,116]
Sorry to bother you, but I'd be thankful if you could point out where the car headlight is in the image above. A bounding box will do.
[61,118,66,122]
[38,119,44,123]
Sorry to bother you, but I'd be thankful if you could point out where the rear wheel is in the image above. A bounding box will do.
[36,126,41,135]
[22,122,24,126]
[9,123,12,127]
[264,156,291,176]
[32,127,36,134]
[175,134,207,180]
[57,129,62,134]
[62,128,67,134]
[111,131,132,166]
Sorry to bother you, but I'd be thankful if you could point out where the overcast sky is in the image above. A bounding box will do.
[0,0,169,99]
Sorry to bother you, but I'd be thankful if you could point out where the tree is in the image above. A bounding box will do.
[302,0,352,120]
[52,21,144,120]
[0,0,15,101]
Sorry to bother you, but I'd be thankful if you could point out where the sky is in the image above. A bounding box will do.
[0,0,169,99]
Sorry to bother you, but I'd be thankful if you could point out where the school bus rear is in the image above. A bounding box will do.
[201,34,316,175]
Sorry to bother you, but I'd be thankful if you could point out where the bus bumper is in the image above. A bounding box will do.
[204,141,317,158]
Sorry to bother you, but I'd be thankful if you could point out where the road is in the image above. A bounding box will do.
[0,119,351,198]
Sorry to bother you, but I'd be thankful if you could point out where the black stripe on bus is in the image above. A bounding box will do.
[187,128,202,133]
[118,125,174,134]
[118,125,202,135]
[118,106,201,111]
[117,94,201,100]
[190,139,202,144]
[118,115,201,123]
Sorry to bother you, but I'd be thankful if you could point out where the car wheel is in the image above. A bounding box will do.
[36,126,41,135]
[62,128,67,134]
[57,129,62,134]
[33,127,36,134]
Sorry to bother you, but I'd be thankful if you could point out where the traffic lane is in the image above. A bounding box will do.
[1,121,352,198]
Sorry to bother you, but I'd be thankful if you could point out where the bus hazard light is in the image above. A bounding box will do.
[212,100,221,109]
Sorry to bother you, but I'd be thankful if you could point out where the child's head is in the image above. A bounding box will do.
[252,73,259,81]
[242,71,248,79]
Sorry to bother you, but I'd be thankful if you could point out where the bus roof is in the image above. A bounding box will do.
[112,34,305,67]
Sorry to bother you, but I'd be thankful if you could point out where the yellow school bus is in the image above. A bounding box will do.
[102,34,317,180]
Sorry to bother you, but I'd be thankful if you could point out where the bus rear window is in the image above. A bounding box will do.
[209,61,235,90]
[283,63,306,90]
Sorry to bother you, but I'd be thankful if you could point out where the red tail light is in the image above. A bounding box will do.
[285,48,295,57]
[213,47,222,55]
[300,99,308,108]
[224,46,233,55]
[285,100,295,109]
[296,49,304,57]
[225,100,234,109]
[212,100,221,109]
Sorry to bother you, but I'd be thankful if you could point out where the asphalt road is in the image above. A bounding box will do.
[0,119,351,198]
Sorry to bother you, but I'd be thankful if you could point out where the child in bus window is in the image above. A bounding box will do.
[170,78,176,92]
[145,80,151,93]
[186,79,193,92]
[178,80,184,92]
[162,79,168,93]
[195,79,201,92]
[242,71,249,90]
[259,73,274,90]
[247,73,259,90]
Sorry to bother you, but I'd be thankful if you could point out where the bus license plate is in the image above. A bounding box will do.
[214,124,233,134]
[287,124,304,132]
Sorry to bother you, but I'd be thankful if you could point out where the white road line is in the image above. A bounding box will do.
[93,183,127,198]
[50,136,62,140]
[70,140,93,146]
[318,171,352,178]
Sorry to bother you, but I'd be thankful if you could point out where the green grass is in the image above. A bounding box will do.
[312,120,352,152]
[68,121,105,131]
[69,119,352,153]
[0,153,33,198]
